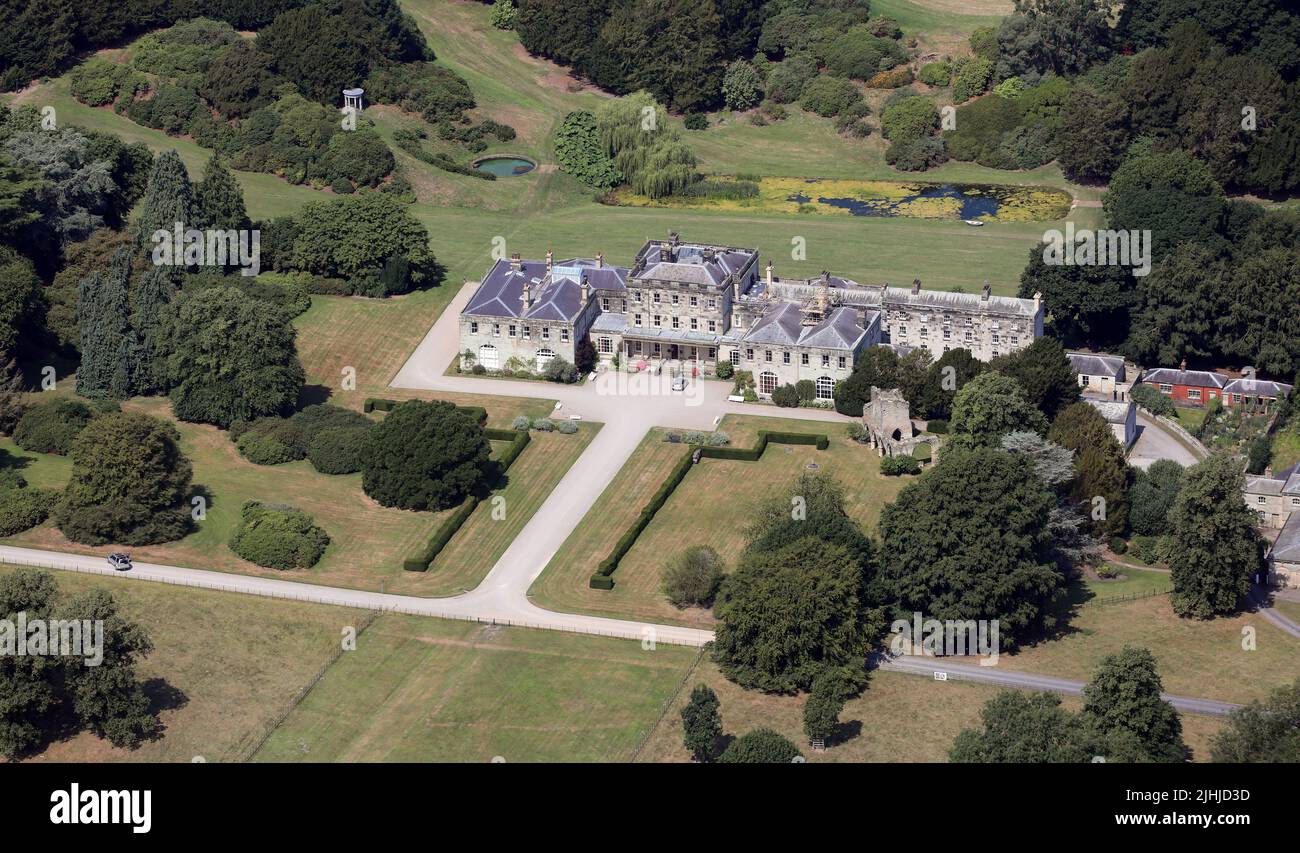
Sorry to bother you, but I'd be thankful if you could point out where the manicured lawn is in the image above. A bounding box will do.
[0,436,73,489]
[422,423,600,595]
[2,564,363,763]
[3,397,584,596]
[530,413,907,628]
[1274,599,1300,624]
[254,614,699,762]
[1174,406,1209,432]
[1086,565,1173,603]
[963,592,1300,706]
[635,656,1224,763]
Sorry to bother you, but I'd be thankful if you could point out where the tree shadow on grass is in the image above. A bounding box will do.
[828,719,863,747]
[297,384,333,408]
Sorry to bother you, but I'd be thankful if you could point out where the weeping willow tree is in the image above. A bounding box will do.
[595,91,698,199]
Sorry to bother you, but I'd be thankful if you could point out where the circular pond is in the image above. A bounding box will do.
[474,156,537,177]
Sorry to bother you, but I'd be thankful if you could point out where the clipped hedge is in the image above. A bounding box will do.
[366,397,488,425]
[402,428,531,571]
[588,429,829,588]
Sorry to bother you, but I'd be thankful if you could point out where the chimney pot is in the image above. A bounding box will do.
[596,251,604,269]
[912,278,921,295]
[545,250,553,273]
[980,281,991,301]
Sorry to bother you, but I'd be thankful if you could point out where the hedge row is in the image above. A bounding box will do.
[365,397,488,425]
[402,428,531,571]
[587,429,829,589]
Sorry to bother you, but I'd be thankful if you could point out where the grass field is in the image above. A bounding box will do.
[636,656,1224,763]
[964,592,1300,706]
[254,614,700,762]
[529,413,908,628]
[1086,565,1173,602]
[1,564,364,763]
[2,396,588,596]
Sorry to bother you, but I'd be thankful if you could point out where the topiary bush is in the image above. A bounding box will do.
[714,360,734,380]
[236,418,305,465]
[13,399,97,455]
[229,501,330,570]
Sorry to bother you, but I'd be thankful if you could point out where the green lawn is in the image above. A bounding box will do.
[2,396,582,596]
[1175,406,1209,432]
[254,614,700,762]
[1086,565,1173,603]
[1270,422,1300,472]
[1,564,363,763]
[636,655,1224,762]
[530,414,908,628]
[0,436,73,489]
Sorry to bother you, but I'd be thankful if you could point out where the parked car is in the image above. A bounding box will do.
[671,377,688,392]
[107,552,133,572]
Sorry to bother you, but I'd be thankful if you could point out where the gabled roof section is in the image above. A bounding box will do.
[1272,512,1300,563]
[798,306,868,351]
[634,241,758,287]
[1223,377,1293,398]
[742,302,805,345]
[463,257,627,321]
[1068,351,1125,379]
[1140,368,1230,389]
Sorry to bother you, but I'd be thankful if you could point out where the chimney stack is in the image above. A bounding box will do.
[545,250,553,274]
[521,280,531,309]
[980,281,991,301]
[766,261,773,291]
[510,252,521,272]
[1180,358,1187,372]
[596,251,604,269]
[580,272,589,305]
[912,278,921,295]
[1033,290,1042,312]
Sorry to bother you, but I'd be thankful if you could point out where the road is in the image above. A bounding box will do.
[0,281,1262,714]
[1128,410,1205,470]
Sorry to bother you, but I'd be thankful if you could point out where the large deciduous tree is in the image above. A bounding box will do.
[1211,678,1300,762]
[154,286,304,428]
[1047,402,1131,537]
[55,411,192,545]
[877,446,1063,649]
[680,684,722,762]
[712,537,876,694]
[1166,453,1262,618]
[949,371,1048,445]
[1081,646,1186,762]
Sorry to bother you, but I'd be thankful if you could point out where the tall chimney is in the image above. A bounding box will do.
[1033,290,1042,312]
[912,278,921,295]
[521,280,531,309]
[980,281,991,301]
[766,261,773,291]
[510,252,521,272]
[580,272,589,305]
[595,251,604,269]
[546,250,553,274]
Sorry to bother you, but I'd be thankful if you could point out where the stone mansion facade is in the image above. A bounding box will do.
[458,234,1044,399]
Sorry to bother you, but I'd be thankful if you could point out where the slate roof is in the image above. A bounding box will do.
[463,258,628,321]
[1069,351,1126,380]
[1084,398,1134,425]
[1272,511,1300,564]
[635,242,757,287]
[1140,368,1230,389]
[1223,378,1293,398]
[739,303,868,351]
[1246,464,1300,497]
[881,286,1039,317]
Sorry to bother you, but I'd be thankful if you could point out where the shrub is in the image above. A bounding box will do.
[927,418,949,434]
[867,66,914,89]
[880,97,939,141]
[1109,537,1128,555]
[918,61,951,87]
[662,544,725,608]
[1131,384,1176,418]
[236,418,305,465]
[771,384,801,407]
[229,501,329,569]
[556,419,578,435]
[13,399,97,455]
[543,357,578,383]
[881,455,921,476]
[800,76,863,118]
[489,0,517,30]
[714,360,734,380]
[952,57,994,103]
[886,135,948,171]
[1128,535,1165,564]
[531,418,555,432]
[707,431,730,446]
[683,113,708,130]
[718,729,803,763]
[361,400,490,511]
[795,379,817,402]
[722,61,764,111]
[306,426,371,475]
[0,476,58,536]
[510,415,532,430]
